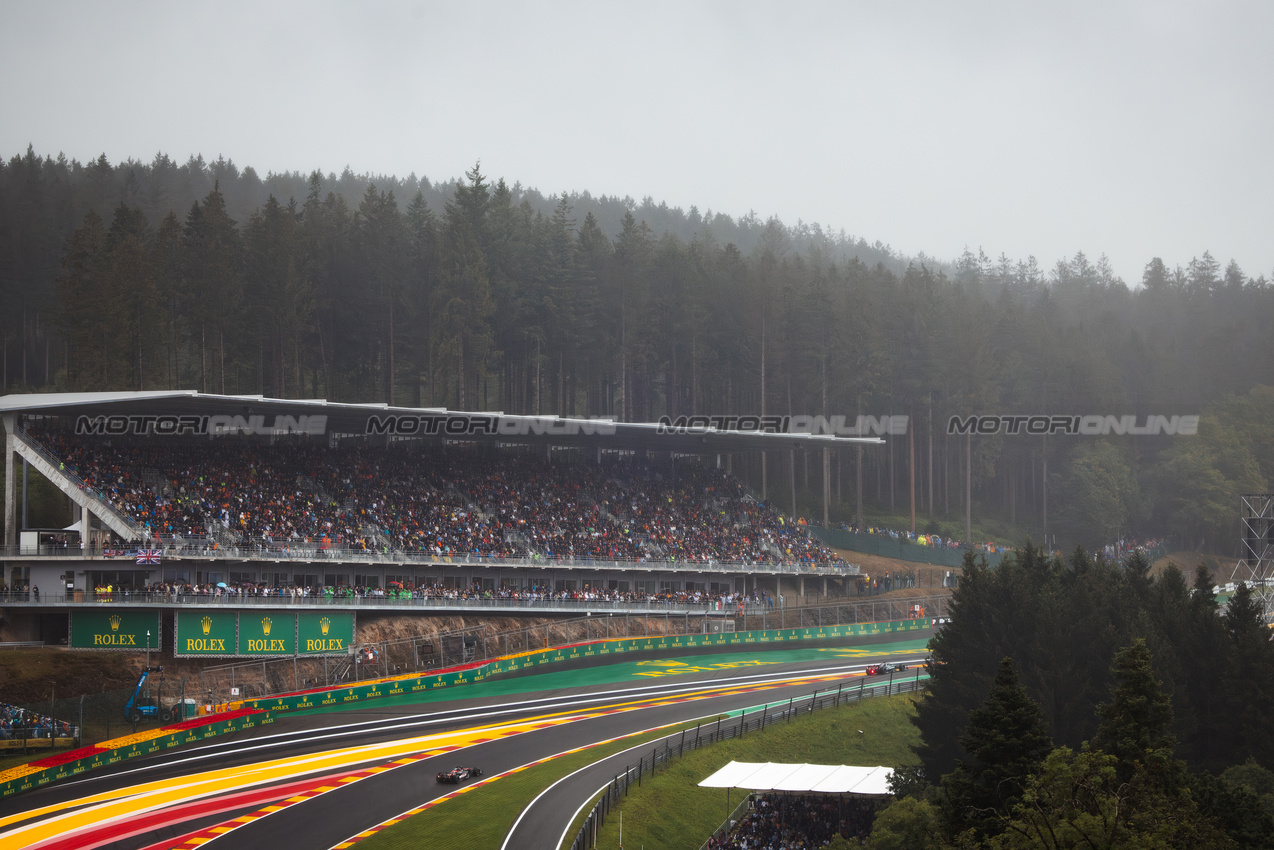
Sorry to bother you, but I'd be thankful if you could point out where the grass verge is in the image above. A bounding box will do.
[585,694,920,850]
[353,718,708,850]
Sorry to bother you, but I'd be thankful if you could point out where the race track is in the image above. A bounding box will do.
[0,639,928,850]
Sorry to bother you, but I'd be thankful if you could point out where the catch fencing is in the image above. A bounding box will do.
[15,678,195,748]
[810,527,974,568]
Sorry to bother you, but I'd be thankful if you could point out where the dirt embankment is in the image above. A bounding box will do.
[0,650,139,705]
[1151,550,1240,583]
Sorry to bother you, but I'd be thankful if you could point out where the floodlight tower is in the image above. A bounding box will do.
[1230,494,1274,621]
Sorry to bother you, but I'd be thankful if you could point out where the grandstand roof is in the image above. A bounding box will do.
[697,761,893,796]
[0,391,884,455]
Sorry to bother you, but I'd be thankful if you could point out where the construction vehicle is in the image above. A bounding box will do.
[125,666,173,724]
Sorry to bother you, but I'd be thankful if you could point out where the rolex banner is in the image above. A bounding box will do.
[173,612,353,657]
[297,612,353,655]
[70,611,162,651]
[174,611,238,657]
[236,613,295,656]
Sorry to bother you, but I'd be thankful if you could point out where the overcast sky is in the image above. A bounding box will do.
[3,1,1271,283]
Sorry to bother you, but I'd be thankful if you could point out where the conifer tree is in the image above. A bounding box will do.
[1093,639,1183,792]
[941,656,1053,842]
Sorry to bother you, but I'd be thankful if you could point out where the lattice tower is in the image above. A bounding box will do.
[1230,494,1274,621]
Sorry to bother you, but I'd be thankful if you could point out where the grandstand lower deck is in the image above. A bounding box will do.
[7,554,862,606]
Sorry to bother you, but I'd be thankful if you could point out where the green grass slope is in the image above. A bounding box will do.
[588,695,918,850]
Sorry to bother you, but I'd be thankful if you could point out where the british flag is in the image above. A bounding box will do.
[136,549,162,565]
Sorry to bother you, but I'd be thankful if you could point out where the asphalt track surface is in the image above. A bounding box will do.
[0,637,929,850]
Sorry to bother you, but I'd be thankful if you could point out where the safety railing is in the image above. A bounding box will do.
[0,540,861,576]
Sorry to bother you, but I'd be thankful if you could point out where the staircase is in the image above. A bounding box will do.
[141,469,171,499]
[205,522,241,550]
[12,429,147,541]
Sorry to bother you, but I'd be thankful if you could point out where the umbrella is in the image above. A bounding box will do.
[217,582,228,588]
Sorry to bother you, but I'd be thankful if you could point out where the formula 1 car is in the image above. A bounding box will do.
[436,765,483,784]
[865,662,908,676]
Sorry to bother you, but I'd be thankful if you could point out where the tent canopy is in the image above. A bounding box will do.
[698,762,893,796]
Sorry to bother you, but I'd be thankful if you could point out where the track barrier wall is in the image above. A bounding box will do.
[245,616,933,714]
[0,709,272,799]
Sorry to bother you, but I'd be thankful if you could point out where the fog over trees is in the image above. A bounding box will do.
[875,548,1274,847]
[2,146,1271,553]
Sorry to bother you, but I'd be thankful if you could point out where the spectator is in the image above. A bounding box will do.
[29,429,853,570]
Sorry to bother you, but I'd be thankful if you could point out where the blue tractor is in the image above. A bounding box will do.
[125,666,173,724]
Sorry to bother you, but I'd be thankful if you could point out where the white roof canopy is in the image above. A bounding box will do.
[0,390,884,454]
[698,762,893,796]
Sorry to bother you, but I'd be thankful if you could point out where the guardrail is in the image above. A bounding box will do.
[0,591,765,611]
[570,673,927,850]
[0,541,861,576]
[0,590,936,615]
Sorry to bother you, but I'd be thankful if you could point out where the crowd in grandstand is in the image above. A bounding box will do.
[0,703,74,740]
[133,579,774,608]
[838,522,1169,563]
[704,793,880,848]
[32,430,850,568]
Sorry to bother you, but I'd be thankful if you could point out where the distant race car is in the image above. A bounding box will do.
[436,765,483,784]
[865,662,908,676]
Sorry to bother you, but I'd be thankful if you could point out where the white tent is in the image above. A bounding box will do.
[698,761,893,796]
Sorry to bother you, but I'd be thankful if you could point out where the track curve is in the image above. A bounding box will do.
[0,640,929,850]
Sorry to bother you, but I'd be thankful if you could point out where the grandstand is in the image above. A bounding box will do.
[1,392,883,609]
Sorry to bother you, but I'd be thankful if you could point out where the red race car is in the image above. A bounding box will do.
[436,765,483,784]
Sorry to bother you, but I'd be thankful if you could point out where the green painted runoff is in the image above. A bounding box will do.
[291,638,931,716]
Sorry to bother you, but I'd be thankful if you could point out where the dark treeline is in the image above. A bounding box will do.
[1,146,1272,552]
[876,546,1274,847]
[918,547,1274,779]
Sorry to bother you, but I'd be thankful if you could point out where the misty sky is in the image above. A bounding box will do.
[3,1,1271,284]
